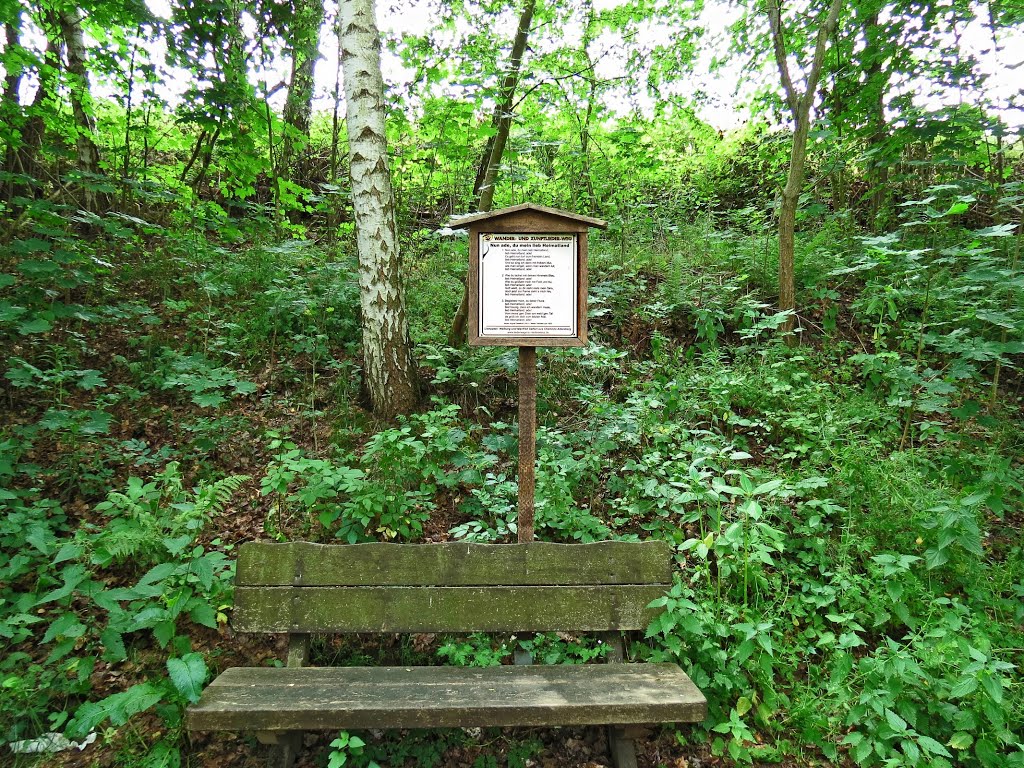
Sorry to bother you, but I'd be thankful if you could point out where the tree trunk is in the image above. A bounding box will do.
[339,0,419,419]
[5,19,58,199]
[448,0,537,346]
[1,20,25,201]
[328,11,344,244]
[57,9,101,197]
[281,0,325,187]
[1,22,19,104]
[778,112,813,336]
[765,0,842,342]
[475,0,535,212]
[576,1,598,213]
[853,9,889,230]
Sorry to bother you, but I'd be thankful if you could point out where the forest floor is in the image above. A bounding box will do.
[3,207,1023,768]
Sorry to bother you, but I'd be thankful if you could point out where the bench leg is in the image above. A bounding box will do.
[607,726,638,768]
[262,634,309,768]
[257,731,302,768]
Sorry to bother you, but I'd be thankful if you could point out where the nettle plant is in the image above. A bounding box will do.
[837,182,1024,445]
[137,348,259,408]
[1,464,245,752]
[837,600,1022,768]
[260,404,483,542]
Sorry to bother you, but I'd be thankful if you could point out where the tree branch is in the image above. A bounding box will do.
[765,0,800,115]
[801,0,843,115]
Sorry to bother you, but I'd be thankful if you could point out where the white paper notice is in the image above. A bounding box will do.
[478,233,577,338]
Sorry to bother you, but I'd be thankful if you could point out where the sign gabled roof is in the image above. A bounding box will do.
[447,202,608,230]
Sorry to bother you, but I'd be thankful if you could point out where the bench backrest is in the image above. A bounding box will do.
[233,541,671,634]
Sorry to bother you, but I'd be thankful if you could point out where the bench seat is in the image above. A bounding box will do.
[186,542,708,767]
[187,663,707,732]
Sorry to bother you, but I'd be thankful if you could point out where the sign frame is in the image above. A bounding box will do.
[453,204,605,348]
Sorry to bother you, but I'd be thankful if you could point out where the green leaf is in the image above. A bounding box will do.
[0,302,27,323]
[82,410,113,435]
[980,673,1003,704]
[53,543,84,564]
[18,317,52,334]
[76,369,107,390]
[167,653,208,704]
[973,223,1016,237]
[100,628,128,662]
[193,392,226,408]
[751,478,783,496]
[885,580,904,602]
[884,708,908,733]
[36,564,88,604]
[16,258,59,274]
[975,739,999,767]
[736,696,752,716]
[43,612,86,643]
[902,738,920,764]
[924,547,948,570]
[853,738,873,764]
[11,238,52,254]
[153,619,177,648]
[138,562,178,587]
[950,676,978,698]
[188,603,218,629]
[68,683,164,738]
[949,732,973,750]
[917,735,952,757]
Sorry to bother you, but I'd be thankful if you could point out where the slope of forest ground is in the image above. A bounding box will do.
[3,171,1023,768]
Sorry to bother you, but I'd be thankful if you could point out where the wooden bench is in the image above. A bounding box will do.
[186,541,706,767]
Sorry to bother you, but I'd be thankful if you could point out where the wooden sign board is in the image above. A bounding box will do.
[449,203,607,347]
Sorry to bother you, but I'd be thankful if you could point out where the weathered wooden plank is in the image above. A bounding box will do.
[186,664,706,732]
[233,585,665,633]
[236,541,672,588]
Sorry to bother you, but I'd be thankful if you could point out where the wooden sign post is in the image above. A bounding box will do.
[448,204,607,542]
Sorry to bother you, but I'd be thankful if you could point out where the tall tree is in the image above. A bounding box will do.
[56,7,101,199]
[1,11,30,200]
[281,0,325,185]
[448,0,536,345]
[339,0,419,418]
[822,0,973,229]
[169,0,259,195]
[764,0,841,341]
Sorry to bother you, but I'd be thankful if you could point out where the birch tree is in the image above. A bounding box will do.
[339,0,419,418]
[56,9,101,191]
[763,0,841,341]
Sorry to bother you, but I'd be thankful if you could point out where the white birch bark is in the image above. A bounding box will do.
[57,10,101,181]
[339,0,418,418]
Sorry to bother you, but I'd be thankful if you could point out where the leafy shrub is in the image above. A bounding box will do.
[261,404,481,542]
[78,461,248,567]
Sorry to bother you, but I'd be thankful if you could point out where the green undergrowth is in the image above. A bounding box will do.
[2,188,1023,768]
